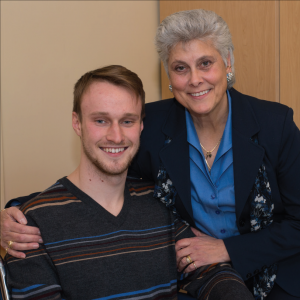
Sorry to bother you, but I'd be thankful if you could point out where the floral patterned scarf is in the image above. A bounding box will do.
[250,135,277,300]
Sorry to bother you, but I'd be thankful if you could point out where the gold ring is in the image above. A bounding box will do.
[193,262,197,270]
[186,255,193,264]
[8,241,14,249]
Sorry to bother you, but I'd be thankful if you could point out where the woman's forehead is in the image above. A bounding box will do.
[169,39,219,61]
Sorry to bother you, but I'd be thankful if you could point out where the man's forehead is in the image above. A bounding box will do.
[83,81,138,102]
[81,81,142,117]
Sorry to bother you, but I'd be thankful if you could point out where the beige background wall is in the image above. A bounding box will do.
[0,1,160,208]
[2,1,300,210]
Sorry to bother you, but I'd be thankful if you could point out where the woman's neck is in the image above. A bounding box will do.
[191,104,228,140]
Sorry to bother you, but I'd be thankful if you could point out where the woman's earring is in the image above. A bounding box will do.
[169,85,173,92]
[227,72,233,82]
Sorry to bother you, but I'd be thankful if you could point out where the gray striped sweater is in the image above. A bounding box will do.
[5,177,194,300]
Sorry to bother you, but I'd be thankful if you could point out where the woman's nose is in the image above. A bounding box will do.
[189,69,203,87]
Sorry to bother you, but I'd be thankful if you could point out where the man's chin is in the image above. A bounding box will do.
[100,168,128,177]
[82,141,140,177]
[93,161,130,177]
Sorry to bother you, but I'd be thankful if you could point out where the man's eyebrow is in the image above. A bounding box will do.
[89,112,139,118]
[90,112,109,116]
[122,113,139,118]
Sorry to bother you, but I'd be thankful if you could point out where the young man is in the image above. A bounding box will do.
[3,66,253,300]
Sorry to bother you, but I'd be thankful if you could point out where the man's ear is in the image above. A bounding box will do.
[72,112,82,137]
[140,121,144,133]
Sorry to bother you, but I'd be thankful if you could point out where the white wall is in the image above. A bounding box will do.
[0,1,160,207]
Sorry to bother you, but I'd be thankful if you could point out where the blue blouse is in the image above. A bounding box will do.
[186,91,239,239]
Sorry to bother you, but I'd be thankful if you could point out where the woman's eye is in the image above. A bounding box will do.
[201,60,211,67]
[175,66,186,72]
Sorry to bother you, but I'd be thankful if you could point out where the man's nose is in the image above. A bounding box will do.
[106,123,124,144]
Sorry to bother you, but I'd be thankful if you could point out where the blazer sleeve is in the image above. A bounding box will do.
[224,107,300,281]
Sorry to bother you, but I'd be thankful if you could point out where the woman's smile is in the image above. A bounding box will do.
[189,89,211,97]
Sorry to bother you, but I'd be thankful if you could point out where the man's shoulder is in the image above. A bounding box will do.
[20,178,79,215]
[126,177,155,198]
[125,177,178,221]
[126,177,166,210]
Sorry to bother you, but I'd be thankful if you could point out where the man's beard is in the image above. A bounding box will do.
[81,133,139,176]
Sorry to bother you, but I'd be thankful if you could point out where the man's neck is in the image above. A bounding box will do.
[67,160,126,217]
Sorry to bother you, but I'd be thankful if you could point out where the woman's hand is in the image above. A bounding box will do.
[0,207,42,258]
[176,227,230,273]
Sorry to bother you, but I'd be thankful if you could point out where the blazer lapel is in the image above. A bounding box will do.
[159,100,194,225]
[230,89,265,220]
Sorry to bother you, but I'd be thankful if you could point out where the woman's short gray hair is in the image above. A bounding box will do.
[155,9,235,88]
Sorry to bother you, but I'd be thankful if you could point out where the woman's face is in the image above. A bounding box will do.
[168,39,230,119]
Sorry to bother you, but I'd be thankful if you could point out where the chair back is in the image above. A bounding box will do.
[0,256,9,300]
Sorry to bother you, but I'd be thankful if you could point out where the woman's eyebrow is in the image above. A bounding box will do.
[170,55,215,65]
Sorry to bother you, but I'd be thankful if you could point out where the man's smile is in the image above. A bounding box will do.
[101,147,127,154]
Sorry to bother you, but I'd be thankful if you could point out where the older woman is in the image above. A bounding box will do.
[1,9,300,300]
[129,9,300,300]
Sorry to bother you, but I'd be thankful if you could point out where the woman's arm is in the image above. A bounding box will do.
[5,215,62,299]
[1,199,42,259]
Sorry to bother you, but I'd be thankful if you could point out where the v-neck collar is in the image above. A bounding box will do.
[59,177,130,227]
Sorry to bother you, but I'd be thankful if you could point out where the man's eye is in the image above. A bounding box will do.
[123,120,133,125]
[96,120,105,124]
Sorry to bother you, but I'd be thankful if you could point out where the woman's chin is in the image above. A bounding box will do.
[189,106,214,117]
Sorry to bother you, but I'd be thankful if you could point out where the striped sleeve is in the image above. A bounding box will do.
[178,262,251,299]
[5,215,62,300]
[174,217,194,242]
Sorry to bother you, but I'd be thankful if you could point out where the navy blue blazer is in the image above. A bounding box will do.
[129,88,300,296]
